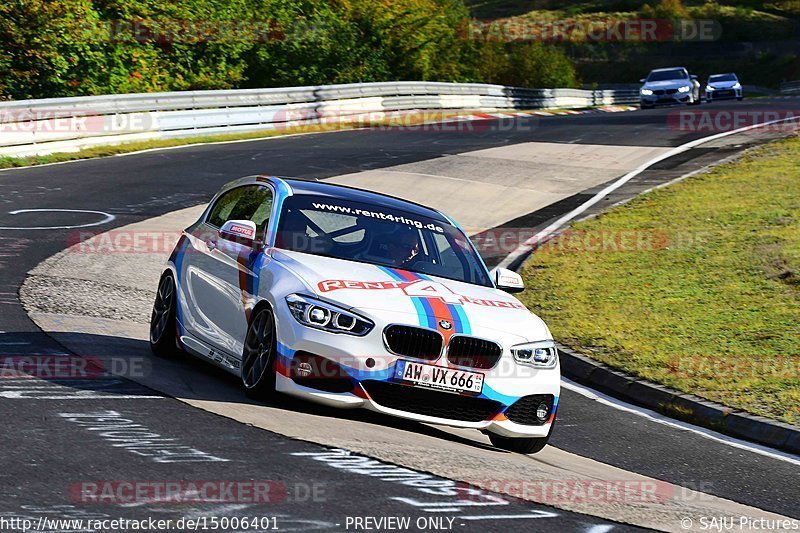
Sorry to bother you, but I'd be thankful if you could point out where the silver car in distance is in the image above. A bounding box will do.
[639,67,702,109]
[705,73,743,102]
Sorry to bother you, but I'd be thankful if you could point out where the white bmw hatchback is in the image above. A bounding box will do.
[150,176,561,454]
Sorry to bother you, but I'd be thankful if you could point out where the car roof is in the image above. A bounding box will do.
[650,67,687,72]
[709,73,736,77]
[232,176,451,223]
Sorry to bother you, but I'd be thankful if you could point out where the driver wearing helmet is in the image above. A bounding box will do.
[386,226,421,268]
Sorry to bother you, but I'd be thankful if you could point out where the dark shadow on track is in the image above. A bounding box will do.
[0,330,517,456]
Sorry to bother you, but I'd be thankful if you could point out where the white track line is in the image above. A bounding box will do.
[498,114,800,268]
[562,379,800,466]
[586,526,615,533]
[0,208,115,230]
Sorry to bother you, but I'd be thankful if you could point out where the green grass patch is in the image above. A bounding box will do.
[519,137,800,425]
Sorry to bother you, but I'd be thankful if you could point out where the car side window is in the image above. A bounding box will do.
[207,185,274,239]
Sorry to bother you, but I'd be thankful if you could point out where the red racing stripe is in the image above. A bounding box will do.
[392,268,456,343]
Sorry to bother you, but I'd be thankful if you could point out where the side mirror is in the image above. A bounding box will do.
[219,219,258,245]
[639,78,646,84]
[490,267,525,293]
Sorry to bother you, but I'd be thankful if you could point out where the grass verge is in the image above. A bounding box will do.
[519,137,800,425]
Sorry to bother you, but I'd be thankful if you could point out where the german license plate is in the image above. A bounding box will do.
[393,360,484,395]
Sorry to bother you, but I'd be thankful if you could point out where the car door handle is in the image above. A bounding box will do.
[205,239,217,250]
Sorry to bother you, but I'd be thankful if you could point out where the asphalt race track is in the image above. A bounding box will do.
[1,99,799,532]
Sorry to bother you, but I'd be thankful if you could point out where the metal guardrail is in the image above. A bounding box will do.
[0,82,640,158]
[779,80,800,95]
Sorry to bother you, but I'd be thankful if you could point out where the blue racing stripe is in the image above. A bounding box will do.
[378,265,403,281]
[450,304,471,335]
[417,298,438,329]
[379,266,434,328]
[481,382,525,406]
[448,304,464,333]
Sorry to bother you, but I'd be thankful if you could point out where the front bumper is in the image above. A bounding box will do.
[706,88,742,100]
[640,92,691,106]
[272,308,560,438]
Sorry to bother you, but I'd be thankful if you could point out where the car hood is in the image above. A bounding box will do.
[642,80,690,89]
[272,249,549,340]
[708,82,738,89]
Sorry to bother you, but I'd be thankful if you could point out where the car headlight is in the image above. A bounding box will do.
[640,89,653,96]
[286,294,373,336]
[706,85,715,91]
[512,340,558,368]
[678,85,691,93]
[732,82,741,89]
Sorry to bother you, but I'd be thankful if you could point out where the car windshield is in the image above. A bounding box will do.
[647,69,688,82]
[275,194,492,287]
[709,74,737,83]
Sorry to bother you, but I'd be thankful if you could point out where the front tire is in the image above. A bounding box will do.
[489,433,549,454]
[489,417,556,455]
[150,273,181,358]
[241,306,278,400]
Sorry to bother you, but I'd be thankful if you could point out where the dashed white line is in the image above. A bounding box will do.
[586,525,616,533]
[458,511,559,520]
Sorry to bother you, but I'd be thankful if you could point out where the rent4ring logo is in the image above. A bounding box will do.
[310,203,445,233]
[318,279,527,310]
